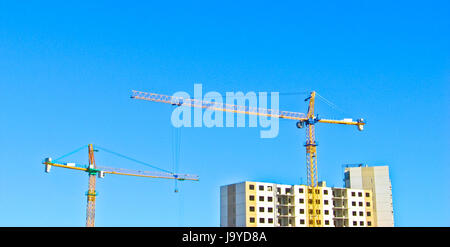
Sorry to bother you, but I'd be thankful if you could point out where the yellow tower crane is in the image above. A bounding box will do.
[131,89,365,227]
[43,144,199,227]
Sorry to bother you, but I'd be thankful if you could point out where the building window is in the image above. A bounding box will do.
[286,188,291,194]
[324,210,329,215]
[249,195,255,201]
[268,196,273,202]
[259,207,265,212]
[324,200,329,205]
[249,185,254,190]
[352,201,356,206]
[300,209,305,214]
[299,188,304,193]
[277,188,281,194]
[351,192,356,197]
[359,211,364,216]
[316,220,321,225]
[249,206,255,212]
[352,211,357,216]
[308,199,313,204]
[259,218,265,224]
[249,217,255,223]
[299,198,304,204]
[360,221,364,226]
[268,218,273,224]
[309,209,313,214]
[324,190,328,195]
[358,192,362,197]
[359,202,363,207]
[368,221,372,226]
[325,220,330,225]
[268,186,273,191]
[353,221,357,226]
[308,189,312,194]
[315,189,320,194]
[367,211,371,217]
[315,199,321,204]
[366,192,370,197]
[316,210,321,215]
[259,196,264,202]
[366,202,371,207]
[259,185,264,191]
[268,207,273,213]
[300,219,305,224]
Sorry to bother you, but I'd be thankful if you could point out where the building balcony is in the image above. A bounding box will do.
[277,214,295,218]
[332,196,347,200]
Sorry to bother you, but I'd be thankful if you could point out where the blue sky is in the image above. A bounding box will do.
[0,1,448,226]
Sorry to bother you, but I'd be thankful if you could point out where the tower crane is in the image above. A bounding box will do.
[43,144,199,227]
[130,90,365,227]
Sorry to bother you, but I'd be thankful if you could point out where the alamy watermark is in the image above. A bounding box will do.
[170,84,280,138]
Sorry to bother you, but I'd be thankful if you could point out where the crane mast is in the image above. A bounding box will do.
[305,91,318,188]
[86,144,97,227]
[303,92,320,226]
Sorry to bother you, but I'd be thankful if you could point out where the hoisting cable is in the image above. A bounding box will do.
[172,125,182,193]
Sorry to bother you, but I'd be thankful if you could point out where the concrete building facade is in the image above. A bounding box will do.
[220,181,377,227]
[344,165,394,226]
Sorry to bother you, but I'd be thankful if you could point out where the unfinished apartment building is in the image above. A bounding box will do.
[221,181,375,227]
[220,166,393,227]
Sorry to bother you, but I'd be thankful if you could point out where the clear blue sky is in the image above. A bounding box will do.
[0,1,448,227]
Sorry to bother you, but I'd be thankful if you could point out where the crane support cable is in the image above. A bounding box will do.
[53,145,88,163]
[315,92,350,117]
[94,145,172,174]
[202,91,310,100]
